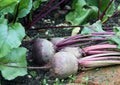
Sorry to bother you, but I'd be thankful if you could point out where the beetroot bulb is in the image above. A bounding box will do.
[51,51,78,78]
[32,38,55,65]
[50,37,65,45]
[60,47,83,59]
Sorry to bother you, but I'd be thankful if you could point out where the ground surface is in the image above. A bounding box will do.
[68,65,120,85]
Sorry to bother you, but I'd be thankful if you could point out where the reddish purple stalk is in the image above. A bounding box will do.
[79,52,120,61]
[56,32,114,48]
[56,41,92,50]
[33,0,54,19]
[56,38,107,47]
[27,0,65,28]
[91,32,115,35]
[78,52,120,68]
[87,50,118,55]
[98,0,102,19]
[82,56,120,61]
[82,44,117,53]
[99,0,114,21]
[79,60,120,68]
[58,32,114,43]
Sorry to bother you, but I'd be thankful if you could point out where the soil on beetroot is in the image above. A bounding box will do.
[0,1,120,85]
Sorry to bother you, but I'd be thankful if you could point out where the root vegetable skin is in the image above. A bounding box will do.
[32,38,55,65]
[60,47,83,59]
[51,52,78,78]
[50,37,65,45]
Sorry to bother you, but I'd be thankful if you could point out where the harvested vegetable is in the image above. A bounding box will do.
[78,52,120,68]
[55,32,115,50]
[31,31,120,78]
[60,47,82,59]
[32,38,55,65]
[51,51,78,78]
[51,51,120,78]
[50,37,65,45]
[82,44,118,55]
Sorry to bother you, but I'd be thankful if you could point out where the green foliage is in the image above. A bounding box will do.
[0,0,19,10]
[0,0,33,80]
[66,0,115,25]
[29,71,37,77]
[81,20,104,34]
[0,47,27,80]
[0,1,18,15]
[100,0,115,22]
[0,18,25,58]
[117,5,120,11]
[18,0,32,18]
[0,0,49,80]
[66,0,98,25]
[42,79,48,85]
[33,0,48,10]
[83,76,89,85]
[109,27,120,49]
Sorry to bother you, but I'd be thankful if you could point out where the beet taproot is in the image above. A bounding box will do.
[32,38,55,65]
[51,51,78,78]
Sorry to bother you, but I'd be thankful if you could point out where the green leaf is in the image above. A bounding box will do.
[86,0,115,23]
[66,0,98,25]
[117,5,120,11]
[81,20,104,34]
[66,0,115,25]
[17,0,32,18]
[0,18,25,58]
[33,0,48,10]
[0,0,19,10]
[0,47,27,80]
[109,27,120,49]
[85,0,99,6]
[113,26,120,35]
[110,35,120,48]
[101,1,115,23]
[0,3,17,15]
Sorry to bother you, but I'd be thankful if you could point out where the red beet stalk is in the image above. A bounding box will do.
[82,44,117,53]
[78,52,120,68]
[55,32,115,50]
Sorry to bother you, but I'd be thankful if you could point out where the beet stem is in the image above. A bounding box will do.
[57,41,92,50]
[99,0,114,21]
[83,56,120,61]
[56,33,114,46]
[82,44,117,53]
[0,62,51,69]
[79,52,120,61]
[56,36,109,47]
[91,32,115,35]
[28,0,65,28]
[80,60,120,68]
[87,50,118,55]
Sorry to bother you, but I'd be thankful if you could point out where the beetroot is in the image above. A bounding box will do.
[60,47,83,59]
[51,51,78,78]
[32,38,55,65]
[50,37,65,45]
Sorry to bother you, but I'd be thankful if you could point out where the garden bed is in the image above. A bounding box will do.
[0,0,120,85]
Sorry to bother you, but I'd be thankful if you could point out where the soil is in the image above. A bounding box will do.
[68,65,120,85]
[0,1,120,85]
